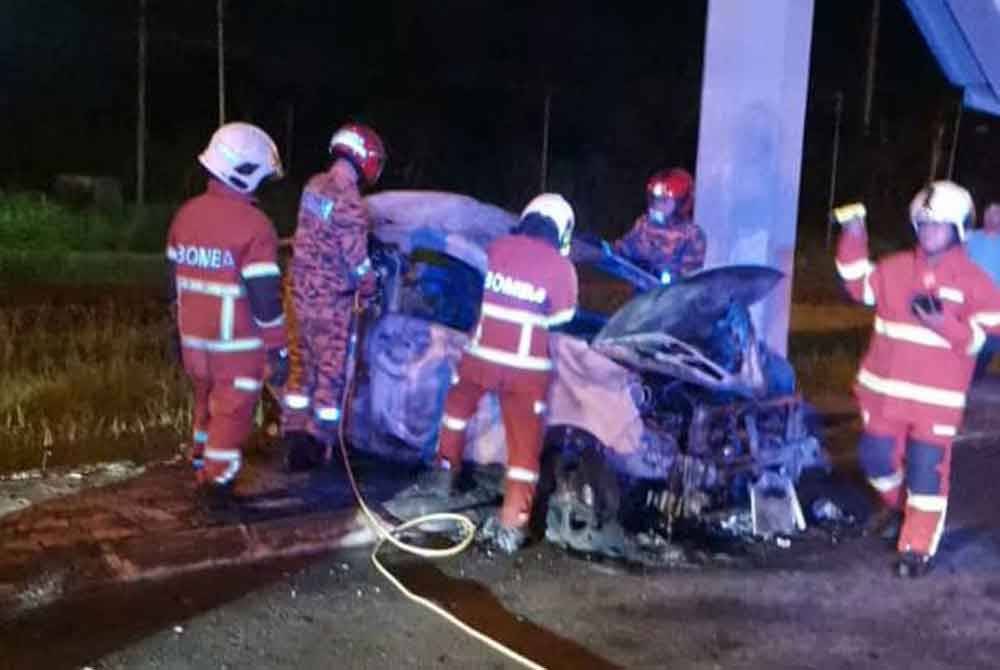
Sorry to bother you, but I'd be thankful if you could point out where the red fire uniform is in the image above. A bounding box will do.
[438,234,578,529]
[167,180,287,485]
[837,229,1000,557]
[614,213,706,281]
[282,161,375,443]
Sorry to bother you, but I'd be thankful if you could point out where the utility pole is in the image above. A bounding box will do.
[285,101,295,175]
[540,88,551,192]
[136,0,147,210]
[946,96,963,180]
[825,91,844,249]
[217,0,226,125]
[862,0,881,137]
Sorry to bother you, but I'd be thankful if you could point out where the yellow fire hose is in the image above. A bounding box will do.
[327,292,547,670]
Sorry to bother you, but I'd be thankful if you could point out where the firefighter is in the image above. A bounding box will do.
[166,122,289,492]
[614,167,706,284]
[400,194,579,554]
[835,181,1000,577]
[281,123,386,469]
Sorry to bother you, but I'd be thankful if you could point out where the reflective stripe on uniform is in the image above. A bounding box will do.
[856,369,965,409]
[284,394,310,410]
[533,401,547,415]
[937,286,964,303]
[972,311,1000,327]
[181,336,263,352]
[176,276,244,298]
[315,407,342,422]
[862,272,876,306]
[466,343,553,371]
[255,314,286,329]
[203,448,241,485]
[204,448,241,462]
[241,262,281,279]
[233,377,262,392]
[482,302,548,326]
[967,320,987,355]
[931,424,957,437]
[868,471,903,493]
[835,258,874,281]
[441,414,469,432]
[507,466,539,484]
[220,296,235,340]
[873,316,949,349]
[545,307,576,328]
[906,492,947,512]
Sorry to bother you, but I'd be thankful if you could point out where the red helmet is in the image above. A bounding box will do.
[329,123,386,186]
[646,168,694,218]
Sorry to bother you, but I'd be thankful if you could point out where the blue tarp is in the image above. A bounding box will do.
[904,0,1000,116]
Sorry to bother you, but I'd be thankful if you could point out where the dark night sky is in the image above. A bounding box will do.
[2,1,998,239]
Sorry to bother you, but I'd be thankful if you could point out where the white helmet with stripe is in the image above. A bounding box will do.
[909,180,975,242]
[199,122,284,194]
[520,193,575,256]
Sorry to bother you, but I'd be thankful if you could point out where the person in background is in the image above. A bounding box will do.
[166,122,289,495]
[964,202,1000,379]
[614,167,706,284]
[280,123,386,470]
[834,182,1000,577]
[394,194,579,555]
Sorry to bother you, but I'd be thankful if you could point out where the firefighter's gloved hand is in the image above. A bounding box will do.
[266,347,290,387]
[910,293,943,324]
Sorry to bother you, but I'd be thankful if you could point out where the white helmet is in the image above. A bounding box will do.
[520,193,575,256]
[198,122,284,194]
[909,180,975,242]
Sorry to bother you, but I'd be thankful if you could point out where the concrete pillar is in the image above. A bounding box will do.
[694,0,815,355]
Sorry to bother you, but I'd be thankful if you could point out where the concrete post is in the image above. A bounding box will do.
[694,0,815,356]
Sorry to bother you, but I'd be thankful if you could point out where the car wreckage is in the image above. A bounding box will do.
[342,191,827,562]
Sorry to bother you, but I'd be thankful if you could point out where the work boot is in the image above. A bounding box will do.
[895,551,934,579]
[477,514,528,555]
[864,506,903,544]
[284,432,326,472]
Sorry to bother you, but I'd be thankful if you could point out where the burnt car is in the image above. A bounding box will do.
[351,191,826,560]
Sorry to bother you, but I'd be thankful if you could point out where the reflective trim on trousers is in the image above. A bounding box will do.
[835,258,874,281]
[442,414,469,432]
[931,424,957,437]
[315,407,342,422]
[907,492,947,513]
[284,394,310,410]
[233,377,262,392]
[203,448,241,485]
[507,466,539,484]
[868,470,904,493]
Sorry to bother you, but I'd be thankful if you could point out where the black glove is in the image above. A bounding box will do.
[910,293,943,318]
[266,347,290,387]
